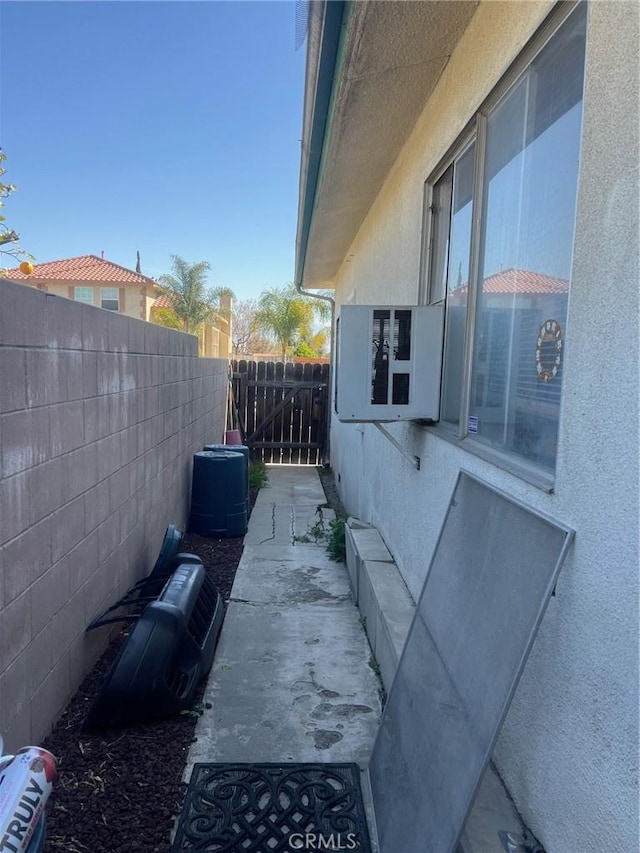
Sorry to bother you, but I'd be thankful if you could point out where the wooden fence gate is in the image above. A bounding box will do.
[230,360,330,464]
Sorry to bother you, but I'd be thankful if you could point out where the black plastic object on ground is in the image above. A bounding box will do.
[203,443,250,516]
[86,524,183,631]
[84,559,224,728]
[190,451,248,538]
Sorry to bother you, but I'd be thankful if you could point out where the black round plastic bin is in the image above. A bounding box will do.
[190,451,248,538]
[203,444,250,515]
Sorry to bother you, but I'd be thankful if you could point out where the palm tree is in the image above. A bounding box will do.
[297,321,330,358]
[254,284,330,360]
[158,255,231,334]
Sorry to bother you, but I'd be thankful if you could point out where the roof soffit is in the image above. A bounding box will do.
[302,0,478,288]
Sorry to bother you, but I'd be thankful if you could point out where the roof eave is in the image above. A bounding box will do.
[294,0,346,291]
[295,0,479,291]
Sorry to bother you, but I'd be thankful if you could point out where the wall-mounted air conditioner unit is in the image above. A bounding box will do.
[336,305,444,423]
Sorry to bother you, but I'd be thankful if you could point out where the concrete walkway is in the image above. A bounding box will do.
[186,465,382,775]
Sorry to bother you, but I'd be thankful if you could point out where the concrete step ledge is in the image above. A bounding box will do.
[345,521,395,606]
[359,559,416,693]
[345,520,415,693]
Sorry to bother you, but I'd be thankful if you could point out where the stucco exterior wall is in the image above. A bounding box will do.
[0,280,228,750]
[26,280,150,320]
[329,3,638,851]
[200,316,232,359]
[144,290,158,321]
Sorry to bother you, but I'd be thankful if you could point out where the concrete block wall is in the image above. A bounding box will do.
[0,280,229,749]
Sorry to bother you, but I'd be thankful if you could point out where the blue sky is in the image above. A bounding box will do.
[0,0,306,298]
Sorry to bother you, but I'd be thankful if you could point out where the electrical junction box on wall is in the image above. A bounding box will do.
[336,304,444,422]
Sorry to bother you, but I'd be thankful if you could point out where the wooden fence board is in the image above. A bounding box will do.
[231,359,328,464]
[255,361,267,462]
[265,361,276,460]
[274,361,285,464]
[291,362,304,464]
[283,362,295,463]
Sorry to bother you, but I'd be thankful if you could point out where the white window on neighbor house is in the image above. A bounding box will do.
[422,2,586,478]
[101,287,120,311]
[74,286,94,305]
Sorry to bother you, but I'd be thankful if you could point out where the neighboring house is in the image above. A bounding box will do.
[151,292,232,359]
[3,254,232,357]
[296,3,638,853]
[3,254,160,320]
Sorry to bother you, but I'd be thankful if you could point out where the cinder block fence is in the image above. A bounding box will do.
[0,280,228,749]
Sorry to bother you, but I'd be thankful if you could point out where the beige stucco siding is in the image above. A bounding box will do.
[329,2,638,852]
[26,281,148,320]
[336,0,555,306]
[144,292,157,322]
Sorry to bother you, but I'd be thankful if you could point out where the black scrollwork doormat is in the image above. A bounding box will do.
[171,763,372,852]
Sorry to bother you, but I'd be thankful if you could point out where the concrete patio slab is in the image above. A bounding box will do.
[180,466,529,852]
[241,543,339,564]
[241,502,295,546]
[253,465,327,507]
[186,464,381,776]
[187,600,379,767]
[242,503,336,546]
[231,553,351,607]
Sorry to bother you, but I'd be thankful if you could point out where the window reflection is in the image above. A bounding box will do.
[469,6,586,471]
[441,142,475,426]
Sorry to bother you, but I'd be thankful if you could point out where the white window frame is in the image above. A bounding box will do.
[101,287,120,312]
[74,286,94,305]
[419,1,586,488]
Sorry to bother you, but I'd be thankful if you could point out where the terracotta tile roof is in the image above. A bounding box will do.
[153,293,174,309]
[2,255,158,287]
[481,269,569,294]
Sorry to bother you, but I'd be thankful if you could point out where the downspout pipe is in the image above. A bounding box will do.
[295,0,347,467]
[295,281,334,467]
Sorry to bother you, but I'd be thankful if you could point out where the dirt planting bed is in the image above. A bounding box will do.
[41,469,340,852]
[41,494,257,853]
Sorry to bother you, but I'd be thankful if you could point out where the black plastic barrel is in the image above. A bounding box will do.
[190,451,248,537]
[203,444,250,515]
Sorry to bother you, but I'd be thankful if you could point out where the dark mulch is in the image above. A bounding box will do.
[41,490,259,853]
[41,472,340,852]
[43,635,203,853]
[316,464,347,519]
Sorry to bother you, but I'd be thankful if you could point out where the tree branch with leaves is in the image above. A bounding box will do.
[0,150,33,270]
